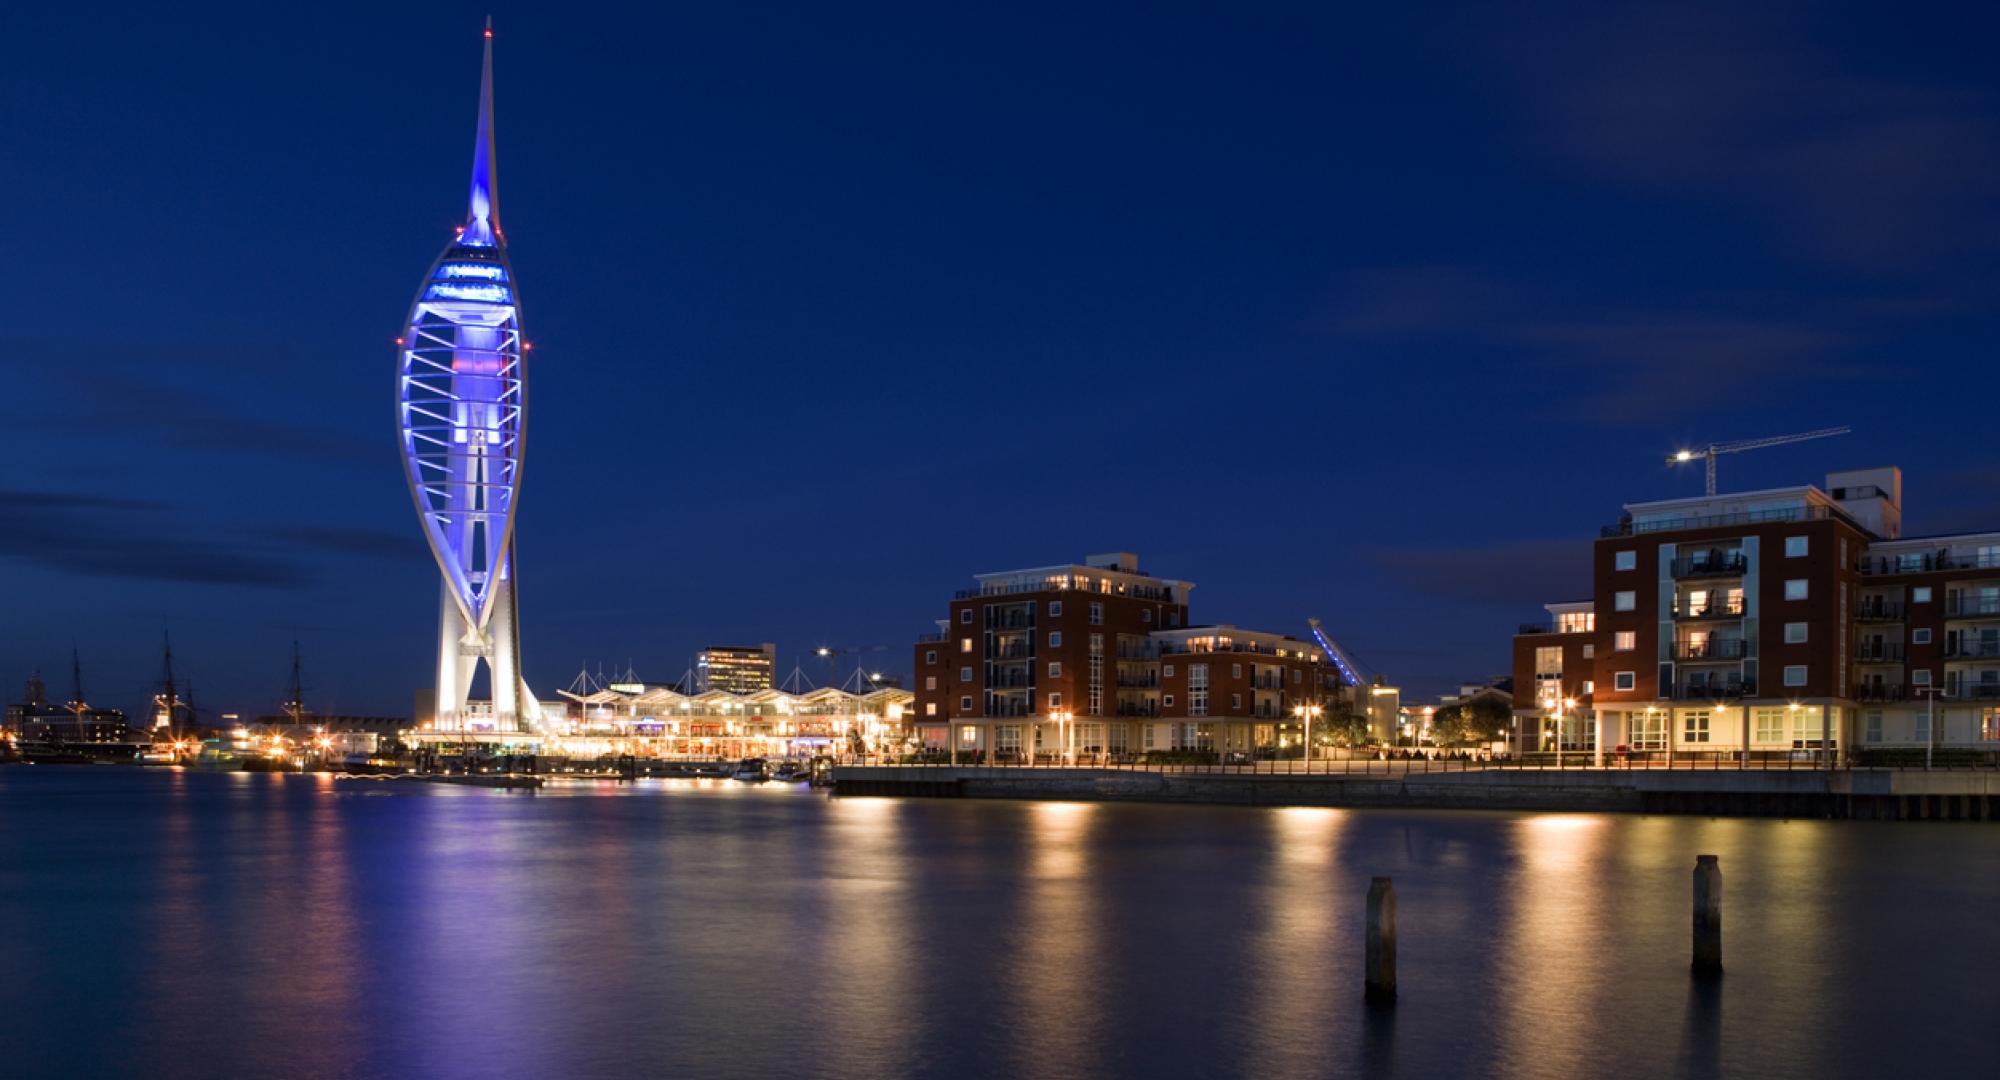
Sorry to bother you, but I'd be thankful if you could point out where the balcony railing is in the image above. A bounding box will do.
[987,647,1031,661]
[1674,639,1747,661]
[1671,554,1747,579]
[1947,596,2000,618]
[1859,550,2000,576]
[1251,676,1286,691]
[1518,623,1552,635]
[1853,684,1906,703]
[1115,674,1159,689]
[1115,703,1160,718]
[1673,601,1745,620]
[1853,643,1905,662]
[1944,681,2000,701]
[916,632,947,643]
[1945,638,2000,659]
[985,674,1031,689]
[1670,679,1755,700]
[1601,503,1840,538]
[1854,601,1904,622]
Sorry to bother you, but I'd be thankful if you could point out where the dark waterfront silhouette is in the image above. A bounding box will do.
[1,768,1994,1079]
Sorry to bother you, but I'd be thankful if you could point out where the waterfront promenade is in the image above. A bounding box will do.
[832,760,2000,819]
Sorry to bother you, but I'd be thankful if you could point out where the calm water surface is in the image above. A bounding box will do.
[1,767,1994,1079]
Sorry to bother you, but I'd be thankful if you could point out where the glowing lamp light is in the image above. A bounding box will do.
[1675,450,1695,462]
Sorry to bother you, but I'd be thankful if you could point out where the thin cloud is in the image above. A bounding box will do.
[0,489,310,588]
[1488,4,2000,270]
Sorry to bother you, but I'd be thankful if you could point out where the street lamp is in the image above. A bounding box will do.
[1050,709,1074,765]
[1292,703,1323,774]
[1915,685,1941,770]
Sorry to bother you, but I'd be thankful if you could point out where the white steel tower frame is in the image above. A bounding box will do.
[396,22,541,734]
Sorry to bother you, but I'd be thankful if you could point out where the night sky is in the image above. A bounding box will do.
[5,3,1998,720]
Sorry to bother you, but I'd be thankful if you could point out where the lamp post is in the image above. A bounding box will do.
[1051,708,1074,766]
[1916,685,1940,770]
[1292,702,1323,774]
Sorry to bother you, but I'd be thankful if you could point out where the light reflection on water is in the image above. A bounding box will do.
[0,768,1995,1080]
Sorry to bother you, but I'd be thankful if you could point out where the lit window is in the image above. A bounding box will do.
[1914,586,1933,603]
[1581,644,1595,659]
[925,676,937,691]
[1785,579,1808,600]
[1785,623,1808,644]
[1614,631,1636,651]
[925,703,937,717]
[1615,550,1636,571]
[1614,671,1636,691]
[1535,646,1562,675]
[1614,591,1636,612]
[1784,665,1808,687]
[1683,710,1710,743]
[960,638,972,653]
[1785,536,1808,558]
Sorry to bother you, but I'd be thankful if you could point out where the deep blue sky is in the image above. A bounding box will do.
[5,2,1998,719]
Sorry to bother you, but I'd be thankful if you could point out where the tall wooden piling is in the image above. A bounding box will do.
[1365,876,1397,1003]
[1691,855,1722,977]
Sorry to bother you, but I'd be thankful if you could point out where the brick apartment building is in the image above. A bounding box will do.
[911,553,1368,760]
[1513,467,2000,761]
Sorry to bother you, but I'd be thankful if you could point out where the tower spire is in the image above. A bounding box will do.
[465,17,501,246]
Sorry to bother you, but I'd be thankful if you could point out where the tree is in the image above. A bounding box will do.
[1432,697,1512,746]
[1320,712,1372,748]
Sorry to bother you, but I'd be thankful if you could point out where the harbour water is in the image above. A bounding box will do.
[0,767,1994,1079]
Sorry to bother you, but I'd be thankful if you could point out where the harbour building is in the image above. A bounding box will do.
[910,553,1372,760]
[555,684,914,759]
[1512,466,2000,761]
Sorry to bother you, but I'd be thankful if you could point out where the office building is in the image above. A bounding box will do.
[699,644,778,694]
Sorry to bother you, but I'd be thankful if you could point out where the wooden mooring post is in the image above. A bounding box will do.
[1692,854,1722,978]
[1365,876,1397,1004]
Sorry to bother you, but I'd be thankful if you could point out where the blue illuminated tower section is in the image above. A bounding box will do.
[397,21,540,734]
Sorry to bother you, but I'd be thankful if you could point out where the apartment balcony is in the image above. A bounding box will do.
[1250,676,1286,691]
[1115,673,1160,689]
[1518,623,1553,635]
[1946,595,2000,618]
[1673,600,1745,621]
[984,673,1032,689]
[1673,638,1747,661]
[987,647,1031,662]
[916,632,947,643]
[1854,600,1904,622]
[1945,638,2000,660]
[1853,684,1907,703]
[1115,703,1160,718]
[1943,681,2000,701]
[1853,643,1906,663]
[1601,503,1838,538]
[1670,679,1755,700]
[1115,645,1160,661]
[1670,554,1748,579]
[1861,550,2000,576]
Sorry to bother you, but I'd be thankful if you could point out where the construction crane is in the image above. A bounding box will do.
[1668,426,1851,496]
[1305,618,1367,689]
